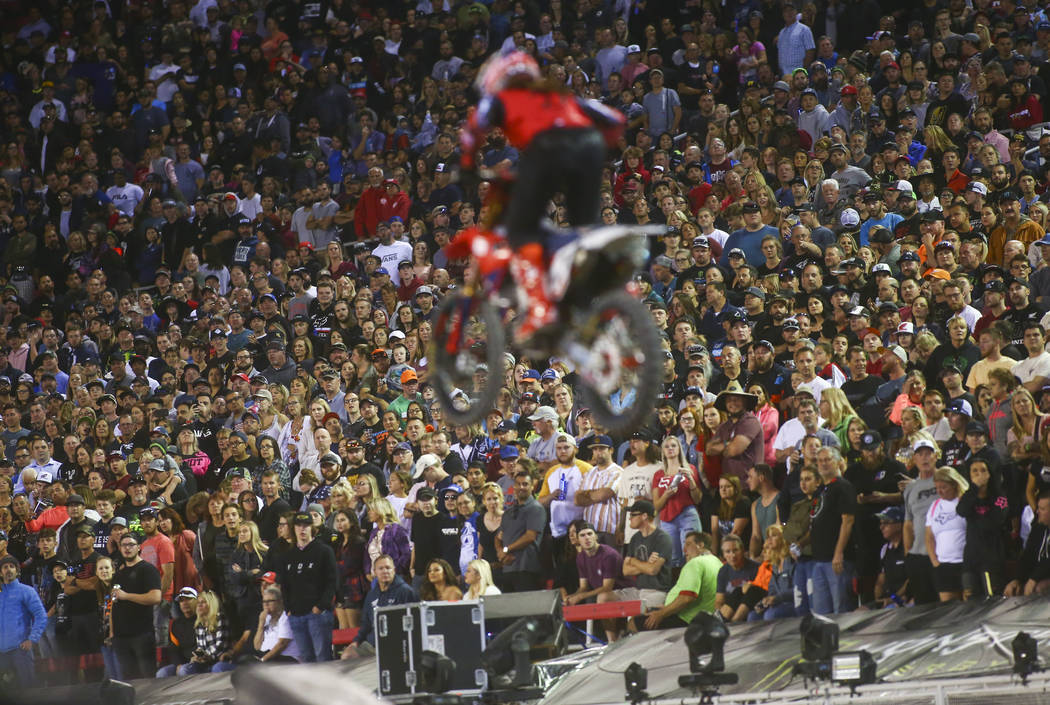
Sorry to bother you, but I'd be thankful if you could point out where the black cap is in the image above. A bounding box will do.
[859,430,882,450]
[625,499,656,517]
[292,512,313,526]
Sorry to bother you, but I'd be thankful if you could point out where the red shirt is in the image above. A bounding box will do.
[652,466,701,523]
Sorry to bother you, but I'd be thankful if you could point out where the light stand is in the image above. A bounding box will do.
[677,614,739,703]
[1013,631,1041,684]
[624,662,649,704]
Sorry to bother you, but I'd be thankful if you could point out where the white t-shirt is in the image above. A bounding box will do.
[544,464,584,538]
[372,240,414,286]
[618,462,661,543]
[1015,351,1050,385]
[259,610,301,661]
[107,184,144,217]
[926,496,966,564]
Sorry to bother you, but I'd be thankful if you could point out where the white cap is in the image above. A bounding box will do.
[413,453,442,479]
[896,322,915,335]
[841,208,860,228]
[912,438,937,452]
[527,405,559,422]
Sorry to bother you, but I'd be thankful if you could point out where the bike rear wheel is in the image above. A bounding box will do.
[429,291,505,426]
[575,291,662,436]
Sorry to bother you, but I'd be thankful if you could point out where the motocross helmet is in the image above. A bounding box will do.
[475,51,541,97]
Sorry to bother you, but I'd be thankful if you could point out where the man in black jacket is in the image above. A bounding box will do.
[278,512,338,662]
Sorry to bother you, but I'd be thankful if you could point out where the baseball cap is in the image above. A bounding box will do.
[966,421,988,436]
[947,399,973,417]
[912,438,938,452]
[260,571,278,584]
[556,432,577,448]
[840,209,860,228]
[499,445,521,460]
[177,587,199,600]
[859,430,882,450]
[292,512,313,526]
[527,405,559,422]
[66,493,86,505]
[626,499,656,517]
[876,506,905,523]
[590,434,614,448]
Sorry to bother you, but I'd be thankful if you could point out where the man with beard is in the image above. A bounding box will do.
[746,339,789,404]
[858,194,903,249]
[1002,279,1043,349]
[342,438,386,495]
[754,293,789,349]
[989,191,1043,266]
[828,144,871,197]
[706,383,764,483]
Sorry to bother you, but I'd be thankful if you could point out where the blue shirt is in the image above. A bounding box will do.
[859,213,903,247]
[719,225,778,267]
[0,578,47,651]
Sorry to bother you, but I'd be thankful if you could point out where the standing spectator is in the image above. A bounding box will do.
[957,458,1009,599]
[925,466,968,602]
[138,507,175,646]
[573,435,622,545]
[111,532,162,679]
[652,435,703,567]
[775,0,815,76]
[808,446,857,614]
[903,439,941,604]
[278,512,337,662]
[641,69,681,139]
[0,554,47,687]
[1005,491,1050,596]
[497,471,547,592]
[706,383,765,483]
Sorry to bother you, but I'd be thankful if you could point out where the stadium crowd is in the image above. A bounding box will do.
[6,0,1050,689]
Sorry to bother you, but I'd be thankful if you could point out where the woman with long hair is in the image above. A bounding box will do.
[464,558,502,600]
[957,457,1009,599]
[926,466,969,602]
[178,590,230,674]
[749,382,780,467]
[652,435,703,568]
[330,508,367,629]
[261,511,296,573]
[676,407,703,469]
[749,525,797,620]
[820,388,860,450]
[1009,387,1044,478]
[95,556,122,679]
[698,405,725,488]
[364,497,411,578]
[713,475,750,554]
[420,558,462,602]
[238,489,259,524]
[229,520,268,627]
[385,469,412,526]
[257,435,290,499]
[159,507,200,594]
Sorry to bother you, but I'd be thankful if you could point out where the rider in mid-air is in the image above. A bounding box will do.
[459,51,625,342]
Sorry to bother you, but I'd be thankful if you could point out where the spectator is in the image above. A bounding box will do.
[252,586,300,663]
[925,466,969,602]
[957,458,1009,599]
[419,558,462,602]
[566,523,631,642]
[652,435,703,567]
[808,446,857,614]
[903,439,942,605]
[177,590,229,674]
[715,534,763,622]
[345,554,416,658]
[277,512,337,663]
[620,499,674,611]
[749,525,797,621]
[156,586,198,677]
[111,532,162,679]
[0,554,47,687]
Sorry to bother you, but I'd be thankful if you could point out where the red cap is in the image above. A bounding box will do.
[261,571,277,584]
[886,61,900,70]
[233,373,251,382]
[298,241,314,250]
[840,85,858,96]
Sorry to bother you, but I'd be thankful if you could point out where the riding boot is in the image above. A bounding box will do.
[510,242,557,342]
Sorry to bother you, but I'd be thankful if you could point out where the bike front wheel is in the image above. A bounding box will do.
[574,291,663,436]
[428,291,506,426]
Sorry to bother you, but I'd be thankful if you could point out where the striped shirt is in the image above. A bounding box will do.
[579,463,624,537]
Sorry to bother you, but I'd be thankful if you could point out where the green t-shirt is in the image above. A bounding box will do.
[666,553,722,624]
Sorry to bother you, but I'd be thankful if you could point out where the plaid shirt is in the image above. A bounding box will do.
[195,614,230,662]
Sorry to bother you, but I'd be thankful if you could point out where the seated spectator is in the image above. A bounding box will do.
[250,586,301,664]
[344,554,417,658]
[567,522,632,642]
[419,558,462,602]
[177,590,229,675]
[635,531,722,631]
[464,559,502,600]
[715,534,763,622]
[156,587,199,677]
[748,525,797,621]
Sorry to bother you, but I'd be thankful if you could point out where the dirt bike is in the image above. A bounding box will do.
[427,178,665,435]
